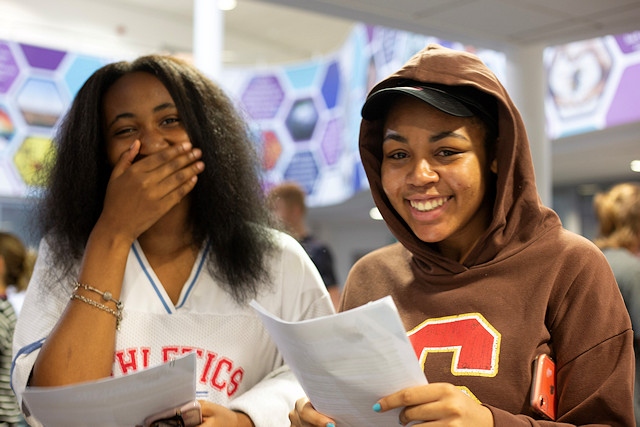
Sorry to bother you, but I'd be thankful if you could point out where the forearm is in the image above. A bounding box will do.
[31,222,133,386]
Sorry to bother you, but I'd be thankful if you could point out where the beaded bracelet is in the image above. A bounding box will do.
[72,281,123,330]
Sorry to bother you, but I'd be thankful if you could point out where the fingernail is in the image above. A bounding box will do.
[372,402,381,412]
[326,423,335,427]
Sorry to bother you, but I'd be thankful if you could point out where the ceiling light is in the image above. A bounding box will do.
[369,207,383,220]
[218,0,237,11]
[631,160,640,172]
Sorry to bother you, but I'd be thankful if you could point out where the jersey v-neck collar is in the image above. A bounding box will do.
[131,240,211,313]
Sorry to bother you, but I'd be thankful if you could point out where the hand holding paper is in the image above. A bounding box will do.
[22,353,197,427]
[250,296,427,426]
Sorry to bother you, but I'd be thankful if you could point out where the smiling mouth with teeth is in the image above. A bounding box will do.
[410,197,449,212]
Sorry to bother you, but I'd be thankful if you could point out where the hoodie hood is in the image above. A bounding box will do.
[359,44,560,275]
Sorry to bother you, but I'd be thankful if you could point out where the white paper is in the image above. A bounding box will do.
[251,296,427,426]
[22,352,197,427]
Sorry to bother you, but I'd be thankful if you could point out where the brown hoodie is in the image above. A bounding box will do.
[341,44,635,426]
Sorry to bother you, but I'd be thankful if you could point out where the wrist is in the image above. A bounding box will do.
[90,219,136,251]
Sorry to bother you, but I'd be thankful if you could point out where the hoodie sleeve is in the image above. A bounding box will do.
[489,237,635,427]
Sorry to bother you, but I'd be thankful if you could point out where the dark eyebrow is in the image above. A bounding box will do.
[382,132,408,144]
[429,130,469,143]
[106,102,177,131]
[382,130,469,144]
[153,102,176,113]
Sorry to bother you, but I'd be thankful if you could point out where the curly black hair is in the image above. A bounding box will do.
[37,55,275,303]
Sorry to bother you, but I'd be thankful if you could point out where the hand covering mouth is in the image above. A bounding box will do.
[410,196,450,212]
[133,153,147,163]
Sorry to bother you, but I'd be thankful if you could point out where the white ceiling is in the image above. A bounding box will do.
[261,0,640,49]
[119,0,640,64]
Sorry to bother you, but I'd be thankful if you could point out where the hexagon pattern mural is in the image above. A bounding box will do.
[2,25,640,204]
[545,31,640,139]
[0,40,106,197]
[223,24,510,207]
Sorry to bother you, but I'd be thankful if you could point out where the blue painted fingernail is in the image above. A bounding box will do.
[326,423,335,427]
[373,402,382,412]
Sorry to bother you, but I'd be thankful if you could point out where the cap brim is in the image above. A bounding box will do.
[361,86,474,121]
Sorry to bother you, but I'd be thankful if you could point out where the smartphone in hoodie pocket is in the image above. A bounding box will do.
[530,353,557,420]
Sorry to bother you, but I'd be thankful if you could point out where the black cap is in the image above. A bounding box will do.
[361,83,497,133]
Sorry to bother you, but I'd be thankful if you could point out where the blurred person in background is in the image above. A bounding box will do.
[0,233,35,317]
[267,182,341,309]
[594,182,640,427]
[0,231,30,426]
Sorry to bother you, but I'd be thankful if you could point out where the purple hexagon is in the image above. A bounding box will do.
[380,28,399,64]
[0,43,19,94]
[283,151,319,194]
[240,75,285,120]
[320,118,342,166]
[20,43,66,70]
[614,31,640,55]
[606,63,640,128]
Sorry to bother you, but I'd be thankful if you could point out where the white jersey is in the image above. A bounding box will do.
[12,230,334,426]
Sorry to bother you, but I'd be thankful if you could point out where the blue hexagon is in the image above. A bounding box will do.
[321,61,340,109]
[285,98,318,142]
[64,55,105,99]
[286,63,320,89]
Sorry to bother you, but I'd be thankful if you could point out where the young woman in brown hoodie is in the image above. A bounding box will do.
[290,44,634,426]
